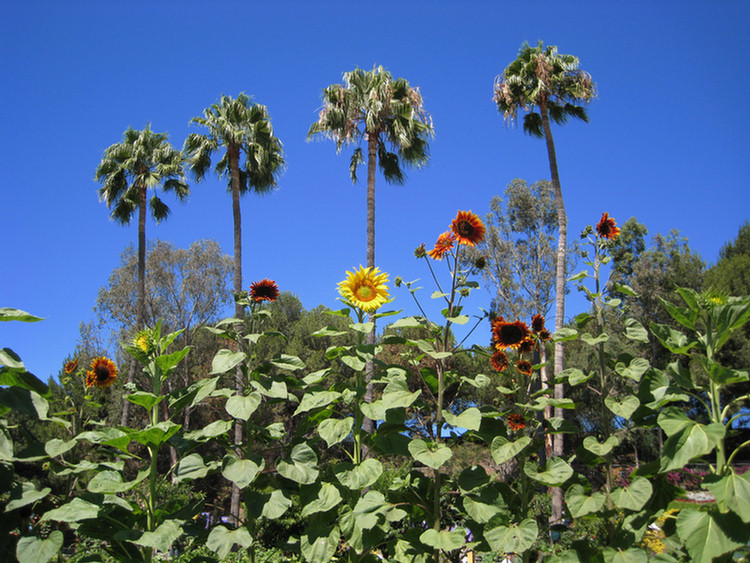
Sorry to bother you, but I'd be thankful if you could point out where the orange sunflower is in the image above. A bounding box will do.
[507,414,526,431]
[451,210,486,246]
[64,359,78,374]
[596,213,621,240]
[85,357,118,389]
[427,231,455,260]
[492,319,531,350]
[531,314,545,333]
[490,350,509,372]
[250,279,280,303]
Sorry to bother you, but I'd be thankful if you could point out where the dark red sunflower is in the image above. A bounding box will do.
[492,319,531,350]
[64,359,78,374]
[249,279,279,303]
[518,338,535,354]
[596,213,621,240]
[85,357,118,389]
[451,210,486,246]
[507,414,526,431]
[516,359,533,376]
[531,314,545,333]
[490,350,509,372]
[427,231,456,260]
[538,329,552,342]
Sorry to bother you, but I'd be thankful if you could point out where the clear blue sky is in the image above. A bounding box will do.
[2,1,749,382]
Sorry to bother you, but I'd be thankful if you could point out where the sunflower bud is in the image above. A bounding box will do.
[414,244,427,259]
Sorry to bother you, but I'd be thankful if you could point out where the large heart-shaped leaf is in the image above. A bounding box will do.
[318,417,353,447]
[408,439,452,470]
[583,436,619,457]
[222,455,264,489]
[334,458,383,490]
[133,519,182,553]
[41,498,99,522]
[676,509,745,563]
[210,349,246,374]
[491,436,531,465]
[610,477,653,511]
[16,531,63,563]
[605,395,640,419]
[565,484,605,517]
[225,392,261,420]
[207,525,253,559]
[443,407,481,431]
[485,519,538,554]
[300,482,342,517]
[277,443,319,484]
[420,528,466,551]
[524,458,573,486]
[704,470,750,522]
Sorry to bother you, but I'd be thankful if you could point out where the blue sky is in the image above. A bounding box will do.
[2,1,749,382]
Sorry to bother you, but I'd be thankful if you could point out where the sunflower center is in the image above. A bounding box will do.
[354,282,376,302]
[457,220,474,238]
[95,366,111,382]
[499,325,524,345]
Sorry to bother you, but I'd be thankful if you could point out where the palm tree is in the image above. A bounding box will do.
[494,40,595,525]
[96,125,189,426]
[308,66,433,430]
[183,93,284,522]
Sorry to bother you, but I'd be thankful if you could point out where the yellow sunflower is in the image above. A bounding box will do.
[85,357,118,389]
[338,266,390,312]
[451,210,486,246]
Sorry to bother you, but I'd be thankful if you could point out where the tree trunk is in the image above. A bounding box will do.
[120,183,148,427]
[229,144,244,525]
[540,98,566,527]
[362,133,378,436]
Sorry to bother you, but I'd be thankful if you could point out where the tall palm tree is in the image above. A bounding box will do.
[494,40,595,524]
[183,93,284,522]
[308,66,433,431]
[96,125,189,426]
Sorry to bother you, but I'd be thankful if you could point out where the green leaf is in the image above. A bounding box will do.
[461,373,491,388]
[270,353,305,371]
[485,519,538,554]
[559,368,592,386]
[133,420,181,447]
[443,407,481,431]
[300,482,343,517]
[605,395,640,419]
[259,489,292,519]
[341,354,366,371]
[704,469,750,522]
[210,349,246,374]
[660,422,725,472]
[676,508,745,563]
[174,453,217,483]
[457,466,490,493]
[6,482,51,512]
[583,436,619,457]
[699,356,749,385]
[183,419,231,442]
[300,525,338,563]
[88,469,147,493]
[581,333,608,346]
[294,390,340,415]
[40,497,99,522]
[16,531,62,563]
[225,392,261,420]
[650,323,697,355]
[565,484,605,517]
[0,367,49,396]
[601,547,648,563]
[277,443,319,484]
[553,327,579,342]
[408,439,452,470]
[207,525,253,559]
[420,528,466,551]
[524,458,573,486]
[155,347,189,375]
[463,496,503,523]
[126,391,162,410]
[381,375,420,409]
[335,458,383,490]
[624,318,649,343]
[318,417,353,447]
[45,438,77,458]
[615,357,650,382]
[222,455,264,489]
[610,477,653,511]
[0,308,43,322]
[657,407,693,436]
[491,436,531,465]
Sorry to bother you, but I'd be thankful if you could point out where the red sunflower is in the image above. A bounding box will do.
[492,319,531,350]
[85,357,118,389]
[596,213,621,240]
[490,350,509,372]
[451,210,486,246]
[249,279,280,303]
[64,359,78,374]
[531,314,545,333]
[507,414,526,431]
[516,359,533,376]
[427,231,456,260]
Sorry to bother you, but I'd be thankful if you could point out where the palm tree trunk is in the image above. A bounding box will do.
[363,133,378,436]
[121,183,148,427]
[229,144,244,525]
[540,99,566,527]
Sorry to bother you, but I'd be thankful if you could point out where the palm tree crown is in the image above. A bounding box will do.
[308,65,433,186]
[96,125,189,225]
[184,93,285,196]
[494,41,595,138]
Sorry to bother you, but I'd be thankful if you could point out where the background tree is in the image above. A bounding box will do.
[95,125,189,426]
[494,41,595,524]
[184,94,285,521]
[308,66,434,431]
